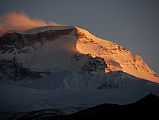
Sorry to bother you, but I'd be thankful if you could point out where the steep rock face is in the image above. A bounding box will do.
[0,28,74,54]
[72,54,106,75]
[0,26,77,73]
[76,27,159,83]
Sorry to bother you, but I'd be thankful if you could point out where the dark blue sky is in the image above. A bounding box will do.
[0,0,159,74]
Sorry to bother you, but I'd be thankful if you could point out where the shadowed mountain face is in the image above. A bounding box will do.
[61,94,159,120]
[0,28,74,54]
[9,94,159,120]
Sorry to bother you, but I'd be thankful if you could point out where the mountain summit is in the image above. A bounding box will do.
[76,27,159,83]
[0,25,159,88]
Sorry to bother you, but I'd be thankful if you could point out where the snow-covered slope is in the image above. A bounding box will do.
[76,27,159,83]
[0,25,159,88]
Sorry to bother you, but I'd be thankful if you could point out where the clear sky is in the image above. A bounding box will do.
[0,0,159,74]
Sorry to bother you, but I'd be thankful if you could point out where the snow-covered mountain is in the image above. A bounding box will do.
[0,25,158,87]
[0,25,159,119]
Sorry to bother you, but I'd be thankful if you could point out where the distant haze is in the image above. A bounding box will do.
[0,0,158,74]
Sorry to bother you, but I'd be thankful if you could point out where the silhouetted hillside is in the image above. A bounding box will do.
[10,94,159,120]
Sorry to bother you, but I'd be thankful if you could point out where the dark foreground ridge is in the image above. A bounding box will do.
[9,94,159,120]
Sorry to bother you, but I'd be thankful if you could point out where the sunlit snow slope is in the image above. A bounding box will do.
[76,27,159,83]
